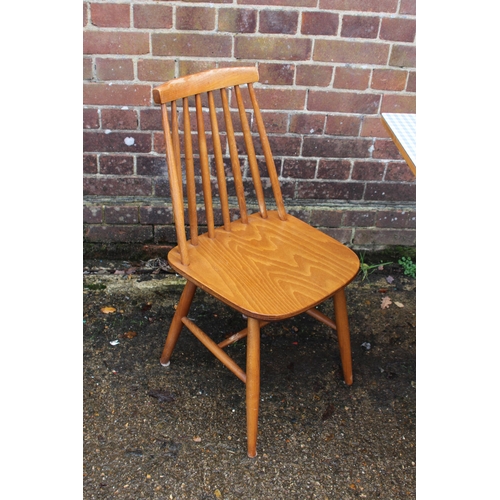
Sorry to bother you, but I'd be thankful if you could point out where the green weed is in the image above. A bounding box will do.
[398,256,416,278]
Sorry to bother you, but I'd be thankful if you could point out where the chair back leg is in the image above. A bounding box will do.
[160,281,197,366]
[246,317,261,457]
[333,288,353,385]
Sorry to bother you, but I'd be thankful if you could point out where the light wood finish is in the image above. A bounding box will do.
[153,67,359,457]
[246,317,260,458]
[168,211,358,321]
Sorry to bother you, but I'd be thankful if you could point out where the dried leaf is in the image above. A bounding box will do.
[123,331,137,339]
[381,296,392,309]
[193,436,202,442]
[394,301,404,308]
[101,306,116,314]
[214,489,222,498]
[148,390,175,403]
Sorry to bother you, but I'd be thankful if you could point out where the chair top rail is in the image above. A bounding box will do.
[153,66,259,104]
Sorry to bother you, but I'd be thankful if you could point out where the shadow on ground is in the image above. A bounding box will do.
[83,259,416,499]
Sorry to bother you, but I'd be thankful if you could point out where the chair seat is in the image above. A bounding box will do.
[168,211,360,320]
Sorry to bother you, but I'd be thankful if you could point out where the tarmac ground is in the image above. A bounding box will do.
[83,258,416,499]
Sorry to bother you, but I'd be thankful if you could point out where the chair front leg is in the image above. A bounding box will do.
[246,317,261,458]
[160,280,197,366]
[333,287,353,386]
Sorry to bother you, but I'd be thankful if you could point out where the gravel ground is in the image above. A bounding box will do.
[83,259,416,499]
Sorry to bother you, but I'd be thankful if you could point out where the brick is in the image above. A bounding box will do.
[83,83,151,106]
[333,66,370,90]
[282,159,317,179]
[263,136,302,156]
[308,90,380,114]
[83,155,98,174]
[95,58,134,81]
[133,4,172,29]
[83,177,152,196]
[321,228,353,244]
[303,137,372,158]
[153,226,179,244]
[400,0,416,15]
[259,10,298,34]
[83,57,93,80]
[176,6,215,30]
[250,88,306,110]
[83,205,102,224]
[385,161,416,181]
[381,94,416,113]
[289,113,325,134]
[105,206,139,224]
[317,160,351,179]
[301,11,339,35]
[364,182,416,202]
[240,0,316,5]
[380,17,416,42]
[252,112,288,134]
[325,115,361,136]
[84,225,153,243]
[351,160,385,180]
[100,155,134,175]
[372,69,407,91]
[341,15,379,39]
[360,116,389,138]
[258,63,294,85]
[140,109,163,131]
[314,40,389,65]
[353,228,415,246]
[84,131,152,153]
[83,108,99,129]
[310,209,343,227]
[90,3,130,28]
[152,33,232,57]
[319,0,398,13]
[235,36,311,61]
[140,206,173,225]
[218,8,257,33]
[372,139,402,160]
[138,59,175,82]
[376,210,416,229]
[296,65,332,87]
[153,177,171,198]
[406,71,416,92]
[83,3,88,27]
[297,181,364,200]
[137,156,168,176]
[84,31,149,55]
[342,210,376,227]
[179,60,217,77]
[389,44,416,68]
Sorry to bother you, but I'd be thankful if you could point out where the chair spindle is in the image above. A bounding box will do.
[183,97,198,245]
[208,90,231,231]
[220,87,248,224]
[235,85,268,219]
[195,93,215,238]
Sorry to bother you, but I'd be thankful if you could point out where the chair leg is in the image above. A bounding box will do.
[246,317,260,458]
[160,281,197,366]
[333,288,353,386]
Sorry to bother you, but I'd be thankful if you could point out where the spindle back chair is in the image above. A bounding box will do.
[153,67,360,458]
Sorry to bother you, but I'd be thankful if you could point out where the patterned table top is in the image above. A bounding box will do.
[381,113,416,175]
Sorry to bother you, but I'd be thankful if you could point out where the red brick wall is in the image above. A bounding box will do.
[83,0,416,254]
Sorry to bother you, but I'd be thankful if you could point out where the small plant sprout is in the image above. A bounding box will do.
[358,252,392,281]
[398,256,416,279]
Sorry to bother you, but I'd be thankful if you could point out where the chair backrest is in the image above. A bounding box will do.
[153,67,287,266]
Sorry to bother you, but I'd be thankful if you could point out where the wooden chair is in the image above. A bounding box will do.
[152,67,360,458]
